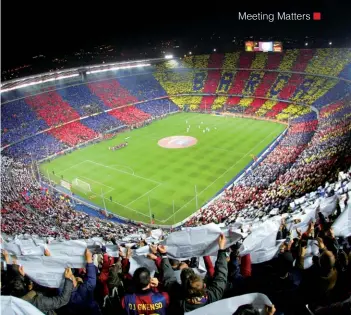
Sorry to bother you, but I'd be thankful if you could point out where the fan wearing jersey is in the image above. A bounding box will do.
[122,267,169,315]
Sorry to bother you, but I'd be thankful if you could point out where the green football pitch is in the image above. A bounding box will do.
[40,113,286,225]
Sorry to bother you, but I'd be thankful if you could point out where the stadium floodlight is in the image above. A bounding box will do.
[305,42,308,46]
[0,73,80,93]
[213,48,216,52]
[329,41,332,46]
[86,63,151,74]
[165,54,173,59]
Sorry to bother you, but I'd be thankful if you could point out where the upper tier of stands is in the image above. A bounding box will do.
[1,49,350,180]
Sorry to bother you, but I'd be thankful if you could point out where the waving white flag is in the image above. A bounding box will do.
[1,296,44,315]
[333,204,351,237]
[185,293,272,315]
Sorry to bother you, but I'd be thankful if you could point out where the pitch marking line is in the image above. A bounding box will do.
[162,127,283,223]
[105,198,153,220]
[53,160,163,222]
[86,160,162,185]
[76,176,163,223]
[125,183,163,207]
[109,164,135,175]
[56,160,87,175]
[78,176,115,195]
[105,198,163,223]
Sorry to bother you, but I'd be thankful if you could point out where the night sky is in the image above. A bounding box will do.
[2,1,350,69]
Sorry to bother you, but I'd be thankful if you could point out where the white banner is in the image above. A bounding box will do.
[129,255,158,278]
[185,293,272,315]
[165,223,220,259]
[302,240,320,269]
[239,218,280,259]
[1,296,44,315]
[16,256,86,288]
[164,223,242,259]
[47,240,87,256]
[319,195,338,217]
[332,204,351,237]
[290,201,319,238]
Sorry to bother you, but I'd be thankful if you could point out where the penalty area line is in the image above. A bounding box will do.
[75,175,161,223]
[105,197,163,223]
[109,164,135,175]
[78,175,115,195]
[55,160,88,175]
[86,160,162,185]
[125,183,162,207]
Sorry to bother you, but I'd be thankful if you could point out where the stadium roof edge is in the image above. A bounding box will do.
[1,57,169,91]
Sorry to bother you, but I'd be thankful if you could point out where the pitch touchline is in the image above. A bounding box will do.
[163,127,283,222]
[86,160,162,185]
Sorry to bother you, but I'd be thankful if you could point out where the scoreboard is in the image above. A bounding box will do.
[245,41,283,52]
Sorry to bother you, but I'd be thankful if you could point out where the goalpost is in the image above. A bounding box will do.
[72,178,92,194]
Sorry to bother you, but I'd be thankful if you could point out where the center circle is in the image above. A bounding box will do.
[158,136,198,149]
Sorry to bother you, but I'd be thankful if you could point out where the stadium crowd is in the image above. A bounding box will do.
[1,159,350,314]
[49,122,99,147]
[1,49,351,314]
[1,156,146,239]
[109,106,151,126]
[185,99,350,226]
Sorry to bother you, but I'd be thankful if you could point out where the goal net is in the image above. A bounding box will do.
[72,178,92,194]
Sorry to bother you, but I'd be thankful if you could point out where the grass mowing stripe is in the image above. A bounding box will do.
[40,113,285,223]
[163,125,284,223]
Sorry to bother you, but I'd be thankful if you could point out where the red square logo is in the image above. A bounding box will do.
[313,12,321,20]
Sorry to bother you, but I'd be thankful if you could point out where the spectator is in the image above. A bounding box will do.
[61,249,101,315]
[163,234,228,313]
[121,267,169,315]
[8,264,73,315]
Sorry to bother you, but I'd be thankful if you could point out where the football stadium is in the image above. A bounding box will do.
[1,40,351,314]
